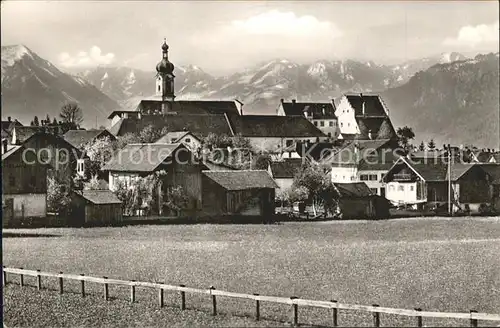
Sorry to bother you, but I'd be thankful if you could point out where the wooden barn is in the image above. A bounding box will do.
[201,170,278,217]
[71,190,122,226]
[2,144,48,226]
[334,182,388,219]
[102,143,207,215]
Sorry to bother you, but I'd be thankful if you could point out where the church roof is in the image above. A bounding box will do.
[226,114,326,138]
[136,100,240,116]
[114,114,234,138]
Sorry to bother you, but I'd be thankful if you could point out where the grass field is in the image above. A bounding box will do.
[3,216,500,327]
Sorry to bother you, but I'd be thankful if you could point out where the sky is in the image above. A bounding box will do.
[1,1,499,76]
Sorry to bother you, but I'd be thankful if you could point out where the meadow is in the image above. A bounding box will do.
[3,216,500,327]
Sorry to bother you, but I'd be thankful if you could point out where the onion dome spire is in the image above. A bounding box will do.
[156,38,174,74]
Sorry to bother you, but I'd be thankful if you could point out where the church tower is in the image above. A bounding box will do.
[155,39,175,113]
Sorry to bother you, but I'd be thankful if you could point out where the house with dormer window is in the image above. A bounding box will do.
[277,99,338,138]
[335,93,397,142]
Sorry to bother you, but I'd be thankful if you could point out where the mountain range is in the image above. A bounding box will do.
[78,52,469,114]
[1,44,498,148]
[1,45,119,127]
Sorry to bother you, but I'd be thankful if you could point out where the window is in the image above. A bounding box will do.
[369,174,377,181]
[370,188,378,194]
[9,176,15,187]
[327,133,332,137]
[320,121,325,127]
[398,185,404,191]
[351,176,355,181]
[341,122,344,127]
[171,138,176,143]
[389,185,395,192]
[360,174,369,181]
[286,139,293,147]
[329,121,334,127]
[158,85,161,92]
[348,123,351,127]
[410,186,414,191]
[314,121,318,126]
[184,138,191,143]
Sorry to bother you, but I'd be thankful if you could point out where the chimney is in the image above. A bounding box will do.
[292,99,296,104]
[280,98,284,103]
[8,116,11,122]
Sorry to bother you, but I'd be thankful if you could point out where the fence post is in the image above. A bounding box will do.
[372,304,380,328]
[36,270,42,290]
[158,286,164,308]
[3,266,7,286]
[290,296,298,326]
[58,272,64,294]
[210,286,217,316]
[179,284,186,310]
[331,300,338,327]
[103,277,109,301]
[415,308,422,328]
[470,310,478,328]
[19,267,24,287]
[254,293,260,321]
[130,280,136,303]
[80,274,85,297]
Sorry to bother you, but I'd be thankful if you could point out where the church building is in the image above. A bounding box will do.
[107,39,327,154]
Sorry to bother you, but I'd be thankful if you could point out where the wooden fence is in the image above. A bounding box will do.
[3,266,500,327]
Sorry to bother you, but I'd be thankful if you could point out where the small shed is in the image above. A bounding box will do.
[71,190,123,226]
[334,182,388,219]
[202,170,278,217]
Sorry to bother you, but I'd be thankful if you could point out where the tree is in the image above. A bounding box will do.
[52,118,58,126]
[83,174,101,190]
[418,141,426,151]
[60,102,83,127]
[163,185,190,216]
[33,116,40,126]
[139,124,162,143]
[288,185,309,205]
[253,153,272,170]
[47,176,71,215]
[30,120,34,126]
[113,133,141,150]
[81,136,115,179]
[427,139,436,150]
[396,126,415,151]
[201,133,254,168]
[275,188,289,212]
[46,114,50,124]
[292,163,337,216]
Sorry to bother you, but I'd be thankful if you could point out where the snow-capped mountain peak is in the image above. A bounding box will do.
[1,44,34,66]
